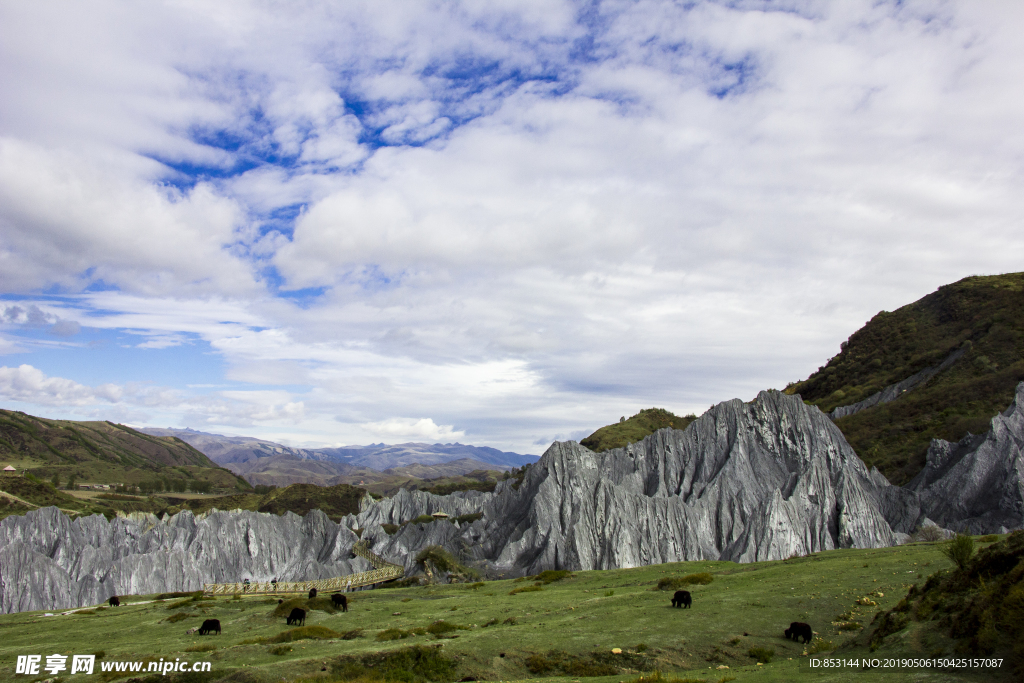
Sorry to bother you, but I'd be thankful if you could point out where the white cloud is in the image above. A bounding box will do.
[358,417,465,442]
[0,365,122,406]
[1,2,1024,452]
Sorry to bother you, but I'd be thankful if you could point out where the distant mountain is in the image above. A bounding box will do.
[785,272,1024,484]
[140,427,536,470]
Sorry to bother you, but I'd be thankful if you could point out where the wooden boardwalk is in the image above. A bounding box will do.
[202,540,405,596]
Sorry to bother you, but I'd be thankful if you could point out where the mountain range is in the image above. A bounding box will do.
[138,427,538,488]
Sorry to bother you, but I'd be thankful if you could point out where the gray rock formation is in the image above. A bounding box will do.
[7,385,1023,614]
[462,390,919,574]
[905,382,1024,533]
[0,507,368,614]
[830,347,965,419]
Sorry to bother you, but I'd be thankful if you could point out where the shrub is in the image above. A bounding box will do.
[657,573,713,590]
[748,647,774,664]
[483,618,499,627]
[468,582,485,590]
[807,637,835,654]
[426,620,469,635]
[266,626,341,643]
[979,534,999,543]
[942,534,976,570]
[453,512,484,524]
[509,585,544,595]
[911,525,947,543]
[269,645,292,655]
[377,628,413,641]
[382,523,399,535]
[339,629,364,640]
[535,570,571,584]
[502,616,518,625]
[164,612,190,623]
[837,621,863,631]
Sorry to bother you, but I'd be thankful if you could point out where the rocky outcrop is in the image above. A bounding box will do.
[0,507,368,614]
[8,385,1024,614]
[830,348,966,419]
[464,390,919,574]
[906,382,1024,533]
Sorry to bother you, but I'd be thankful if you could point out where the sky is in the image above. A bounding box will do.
[2,1,1023,454]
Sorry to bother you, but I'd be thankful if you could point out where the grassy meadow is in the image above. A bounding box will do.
[1,537,1013,683]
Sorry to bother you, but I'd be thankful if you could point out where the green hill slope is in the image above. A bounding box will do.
[580,408,697,452]
[0,409,248,491]
[785,272,1024,484]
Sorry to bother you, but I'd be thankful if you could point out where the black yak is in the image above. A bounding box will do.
[308,588,317,599]
[108,596,120,607]
[287,607,306,626]
[671,590,692,608]
[785,622,813,644]
[331,593,348,612]
[199,619,221,635]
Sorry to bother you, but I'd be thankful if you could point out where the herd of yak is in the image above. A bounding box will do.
[103,585,815,647]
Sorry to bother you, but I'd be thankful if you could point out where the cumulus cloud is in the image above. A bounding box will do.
[358,417,466,442]
[1,2,1023,451]
[0,365,122,405]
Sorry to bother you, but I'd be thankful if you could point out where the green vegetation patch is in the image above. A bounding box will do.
[329,644,458,683]
[526,649,654,677]
[785,272,1024,484]
[534,569,572,584]
[656,572,714,590]
[509,584,543,595]
[266,625,342,643]
[414,545,480,581]
[581,408,698,453]
[869,530,1024,675]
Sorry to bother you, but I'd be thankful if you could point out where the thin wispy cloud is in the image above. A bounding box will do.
[1,1,1023,451]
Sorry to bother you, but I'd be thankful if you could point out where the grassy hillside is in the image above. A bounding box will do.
[581,408,697,453]
[0,409,250,493]
[785,272,1024,484]
[1,536,1011,682]
[165,483,367,522]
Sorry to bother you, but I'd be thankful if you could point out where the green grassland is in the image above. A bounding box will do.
[2,537,1014,683]
[581,409,697,453]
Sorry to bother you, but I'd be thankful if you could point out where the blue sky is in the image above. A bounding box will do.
[2,1,1024,453]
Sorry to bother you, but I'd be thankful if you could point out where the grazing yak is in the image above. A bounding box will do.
[287,608,306,626]
[108,596,120,607]
[671,590,692,608]
[199,619,221,636]
[308,588,317,599]
[785,622,813,644]
[331,593,348,612]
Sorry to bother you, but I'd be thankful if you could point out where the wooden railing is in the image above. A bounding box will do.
[202,540,405,596]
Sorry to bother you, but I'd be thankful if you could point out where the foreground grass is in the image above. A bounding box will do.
[0,539,1010,683]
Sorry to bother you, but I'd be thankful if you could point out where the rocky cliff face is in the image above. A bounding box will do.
[6,386,1023,614]
[906,382,1024,533]
[464,390,919,574]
